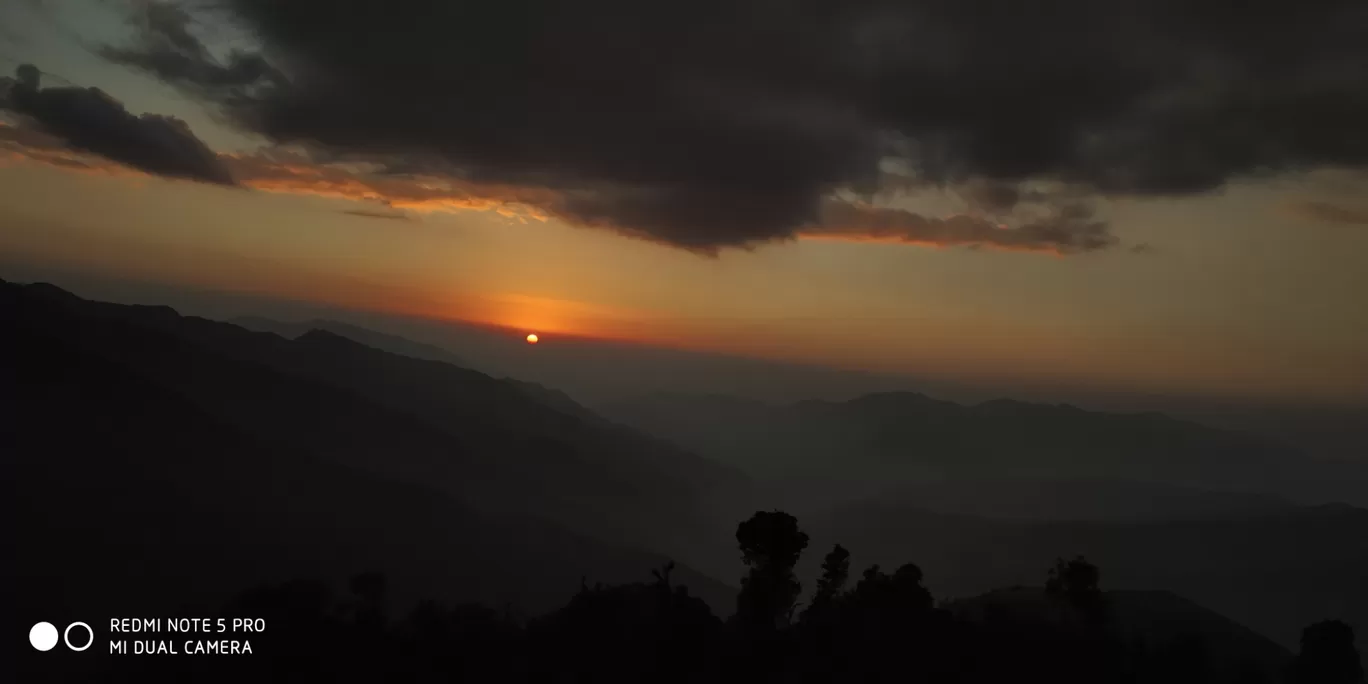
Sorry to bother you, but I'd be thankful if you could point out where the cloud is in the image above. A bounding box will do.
[221,149,558,219]
[7,117,1113,254]
[83,0,1367,252]
[0,63,235,185]
[804,200,1116,255]
[98,2,284,107]
[0,120,131,175]
[1289,200,1368,226]
[341,208,413,221]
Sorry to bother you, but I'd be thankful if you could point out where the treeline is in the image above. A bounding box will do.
[97,511,1362,683]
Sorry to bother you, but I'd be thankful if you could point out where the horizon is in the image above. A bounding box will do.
[7,265,1368,464]
[7,262,1367,409]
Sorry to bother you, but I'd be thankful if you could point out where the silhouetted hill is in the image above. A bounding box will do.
[808,500,1368,653]
[600,393,1368,654]
[504,377,604,420]
[1,280,740,626]
[232,316,666,443]
[231,315,470,367]
[601,391,1368,508]
[24,283,747,557]
[952,588,1293,682]
[873,478,1292,523]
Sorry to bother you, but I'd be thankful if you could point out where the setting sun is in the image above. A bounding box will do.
[525,333,539,344]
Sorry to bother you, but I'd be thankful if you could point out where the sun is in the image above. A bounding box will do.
[525,333,539,344]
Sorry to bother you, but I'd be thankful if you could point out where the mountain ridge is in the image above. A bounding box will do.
[2,303,738,623]
[232,315,471,368]
[806,497,1368,652]
[600,390,1368,508]
[3,278,744,609]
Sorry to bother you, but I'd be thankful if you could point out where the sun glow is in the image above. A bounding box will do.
[525,333,539,344]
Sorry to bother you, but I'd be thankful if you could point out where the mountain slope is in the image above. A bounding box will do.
[601,391,1368,508]
[11,281,746,567]
[1,280,740,619]
[0,314,735,615]
[231,315,470,367]
[232,315,612,419]
[871,478,1292,523]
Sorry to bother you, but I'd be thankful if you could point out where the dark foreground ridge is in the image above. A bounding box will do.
[16,515,1364,683]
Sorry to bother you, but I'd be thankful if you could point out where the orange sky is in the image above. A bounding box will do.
[4,153,1367,407]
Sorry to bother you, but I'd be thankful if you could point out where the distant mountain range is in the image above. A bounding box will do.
[231,315,600,421]
[599,391,1368,509]
[806,498,1368,653]
[598,391,1368,652]
[852,477,1293,523]
[231,315,471,367]
[10,262,1363,462]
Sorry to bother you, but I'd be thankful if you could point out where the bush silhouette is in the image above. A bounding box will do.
[1046,555,1107,625]
[1293,620,1365,684]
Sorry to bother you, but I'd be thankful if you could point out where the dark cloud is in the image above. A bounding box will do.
[961,180,1025,215]
[0,120,133,174]
[341,208,413,221]
[81,0,1368,251]
[99,2,284,108]
[0,63,234,185]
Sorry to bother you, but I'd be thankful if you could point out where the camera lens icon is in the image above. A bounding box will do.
[29,622,58,651]
[30,622,92,652]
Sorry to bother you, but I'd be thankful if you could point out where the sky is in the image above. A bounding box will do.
[2,0,1367,407]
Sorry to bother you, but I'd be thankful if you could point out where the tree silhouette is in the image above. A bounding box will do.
[1293,620,1364,684]
[801,543,851,623]
[1046,555,1106,625]
[734,510,810,632]
[651,560,677,587]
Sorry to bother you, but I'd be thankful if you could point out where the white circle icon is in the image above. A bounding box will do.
[30,622,59,651]
[65,622,93,651]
